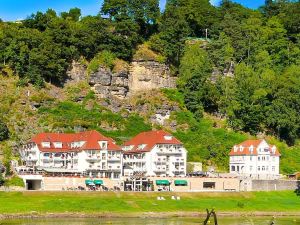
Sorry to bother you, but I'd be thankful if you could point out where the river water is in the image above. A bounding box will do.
[0,217,300,225]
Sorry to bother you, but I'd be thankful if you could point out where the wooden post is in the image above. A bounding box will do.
[203,209,218,225]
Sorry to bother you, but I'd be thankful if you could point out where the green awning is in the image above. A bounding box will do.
[93,180,103,185]
[156,180,170,185]
[85,180,94,185]
[174,180,188,186]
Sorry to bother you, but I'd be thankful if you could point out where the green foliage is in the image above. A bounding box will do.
[161,89,185,109]
[87,51,116,74]
[172,112,247,170]
[0,120,9,141]
[38,101,151,143]
[0,172,4,186]
[5,176,24,187]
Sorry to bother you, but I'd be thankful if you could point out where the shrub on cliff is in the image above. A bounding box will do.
[87,51,116,74]
[0,121,9,141]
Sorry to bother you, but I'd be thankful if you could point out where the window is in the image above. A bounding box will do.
[42,142,50,148]
[99,141,108,149]
[262,166,265,171]
[272,166,275,172]
[231,166,235,172]
[250,156,252,161]
[258,157,261,161]
[53,142,62,148]
[203,182,215,189]
[258,166,260,171]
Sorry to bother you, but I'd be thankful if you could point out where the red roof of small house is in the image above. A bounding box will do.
[123,130,182,153]
[229,139,280,156]
[30,130,121,152]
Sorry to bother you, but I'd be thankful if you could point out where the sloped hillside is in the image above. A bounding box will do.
[1,71,300,174]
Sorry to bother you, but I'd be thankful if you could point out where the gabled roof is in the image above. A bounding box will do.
[30,130,121,152]
[229,139,280,156]
[123,130,182,153]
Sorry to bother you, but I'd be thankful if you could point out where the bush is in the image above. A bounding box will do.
[133,43,166,63]
[0,121,9,141]
[87,51,116,74]
[5,176,24,187]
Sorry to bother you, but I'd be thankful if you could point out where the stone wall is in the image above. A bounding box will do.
[251,179,299,191]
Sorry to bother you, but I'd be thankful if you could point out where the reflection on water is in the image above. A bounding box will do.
[0,217,300,225]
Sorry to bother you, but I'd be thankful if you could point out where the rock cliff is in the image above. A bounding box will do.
[86,60,176,99]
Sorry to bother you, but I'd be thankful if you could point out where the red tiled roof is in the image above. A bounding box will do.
[30,130,121,152]
[229,139,280,156]
[123,130,182,153]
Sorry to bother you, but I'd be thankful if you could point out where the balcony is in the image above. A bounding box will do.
[157,148,183,155]
[107,156,121,162]
[154,167,166,172]
[26,156,38,161]
[86,155,101,162]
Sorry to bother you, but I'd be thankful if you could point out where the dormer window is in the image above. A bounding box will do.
[42,142,50,148]
[249,145,254,153]
[53,142,62,148]
[137,144,146,150]
[233,146,238,152]
[99,141,108,150]
[164,135,173,141]
[239,146,243,152]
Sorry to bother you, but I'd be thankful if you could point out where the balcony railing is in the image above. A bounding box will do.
[157,148,183,155]
[86,155,101,161]
[107,157,121,162]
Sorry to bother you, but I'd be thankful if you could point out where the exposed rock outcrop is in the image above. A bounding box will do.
[128,60,176,96]
[66,61,87,83]
[87,60,176,99]
[89,67,129,99]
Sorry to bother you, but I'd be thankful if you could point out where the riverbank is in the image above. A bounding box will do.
[0,191,299,218]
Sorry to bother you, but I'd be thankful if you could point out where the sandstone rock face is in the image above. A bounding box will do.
[128,61,176,95]
[88,60,176,99]
[89,67,129,99]
[66,61,87,83]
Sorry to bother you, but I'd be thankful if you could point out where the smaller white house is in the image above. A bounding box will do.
[229,140,280,179]
[122,130,187,177]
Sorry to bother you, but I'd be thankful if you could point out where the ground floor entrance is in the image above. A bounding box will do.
[124,178,153,191]
[25,179,42,190]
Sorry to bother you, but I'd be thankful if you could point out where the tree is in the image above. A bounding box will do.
[179,45,218,118]
[61,8,81,21]
[101,0,160,38]
[208,32,234,74]
[0,121,9,141]
[266,65,300,144]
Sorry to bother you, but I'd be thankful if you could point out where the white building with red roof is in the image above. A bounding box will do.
[19,130,123,179]
[229,139,280,179]
[122,130,187,177]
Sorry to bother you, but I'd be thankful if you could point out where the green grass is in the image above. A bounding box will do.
[38,101,151,144]
[0,191,299,214]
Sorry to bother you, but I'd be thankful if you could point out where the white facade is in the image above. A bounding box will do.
[19,132,123,179]
[229,140,280,180]
[123,131,187,177]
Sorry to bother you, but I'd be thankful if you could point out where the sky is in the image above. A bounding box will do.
[0,0,265,22]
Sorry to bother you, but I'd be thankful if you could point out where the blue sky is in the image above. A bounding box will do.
[0,0,265,21]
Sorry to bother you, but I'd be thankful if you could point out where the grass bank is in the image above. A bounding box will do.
[0,191,299,217]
